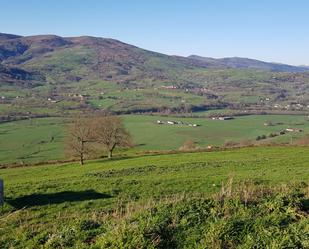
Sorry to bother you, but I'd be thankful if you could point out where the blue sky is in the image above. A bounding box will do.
[1,0,308,65]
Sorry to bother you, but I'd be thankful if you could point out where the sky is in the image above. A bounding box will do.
[1,0,309,65]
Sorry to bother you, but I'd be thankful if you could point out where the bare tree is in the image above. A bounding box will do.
[65,115,93,165]
[93,116,132,158]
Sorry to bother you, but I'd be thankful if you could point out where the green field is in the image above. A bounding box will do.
[0,147,308,248]
[124,114,309,150]
[0,118,66,164]
[1,21,309,249]
[0,114,309,164]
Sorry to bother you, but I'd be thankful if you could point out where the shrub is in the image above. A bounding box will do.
[268,132,278,138]
[179,140,197,151]
[223,140,239,147]
[256,134,267,140]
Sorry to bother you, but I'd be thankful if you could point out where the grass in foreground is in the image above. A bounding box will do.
[0,146,308,248]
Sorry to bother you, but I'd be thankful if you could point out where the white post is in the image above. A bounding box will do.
[0,179,3,206]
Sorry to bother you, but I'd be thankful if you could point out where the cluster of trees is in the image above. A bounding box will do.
[256,134,268,140]
[256,132,284,141]
[66,115,132,165]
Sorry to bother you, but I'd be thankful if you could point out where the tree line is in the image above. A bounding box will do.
[66,115,132,165]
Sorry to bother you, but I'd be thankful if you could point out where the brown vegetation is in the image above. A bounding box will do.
[92,116,132,158]
[66,115,132,164]
[179,140,197,151]
[294,135,309,146]
[65,115,93,165]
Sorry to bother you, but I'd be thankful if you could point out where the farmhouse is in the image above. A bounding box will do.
[264,121,275,126]
[167,121,176,125]
[47,98,60,103]
[212,116,234,121]
[219,117,233,120]
[160,85,177,90]
[285,128,303,133]
[156,120,199,127]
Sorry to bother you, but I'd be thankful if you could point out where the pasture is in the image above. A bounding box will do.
[124,114,309,149]
[0,146,308,248]
[0,114,308,164]
[0,118,66,164]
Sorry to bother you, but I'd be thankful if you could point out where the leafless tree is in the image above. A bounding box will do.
[92,116,132,158]
[65,115,93,165]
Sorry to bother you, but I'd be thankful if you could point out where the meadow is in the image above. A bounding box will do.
[1,15,309,249]
[0,146,308,248]
[0,118,66,164]
[124,114,309,150]
[0,114,309,164]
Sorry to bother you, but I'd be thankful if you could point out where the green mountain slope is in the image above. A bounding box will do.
[0,33,309,115]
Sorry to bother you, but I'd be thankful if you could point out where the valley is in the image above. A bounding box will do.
[0,31,309,249]
[0,114,308,165]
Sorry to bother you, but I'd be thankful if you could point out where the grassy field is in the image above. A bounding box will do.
[0,114,309,164]
[0,118,66,164]
[124,114,309,150]
[0,146,308,248]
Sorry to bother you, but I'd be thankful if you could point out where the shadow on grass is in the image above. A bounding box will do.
[135,143,146,147]
[7,190,111,209]
[301,199,309,212]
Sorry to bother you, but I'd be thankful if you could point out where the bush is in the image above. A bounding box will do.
[268,132,278,138]
[179,140,197,151]
[224,140,239,147]
[256,134,267,140]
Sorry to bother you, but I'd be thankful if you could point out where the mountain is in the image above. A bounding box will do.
[300,65,309,69]
[0,33,22,41]
[0,33,309,115]
[0,33,198,86]
[188,55,309,73]
[0,63,43,86]
[0,33,308,87]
